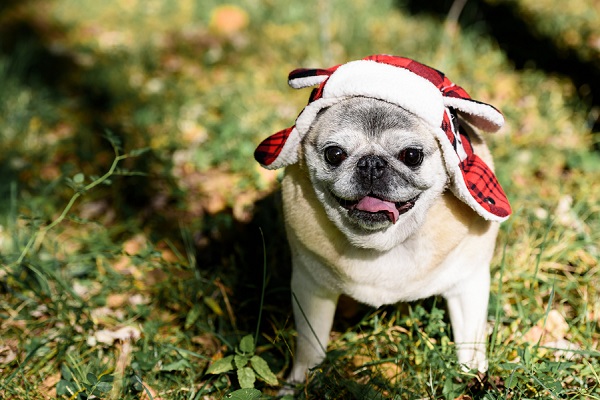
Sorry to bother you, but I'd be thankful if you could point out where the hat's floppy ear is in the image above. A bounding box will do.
[440,81,504,133]
[444,97,504,132]
[288,68,334,89]
[254,66,340,169]
[254,125,300,169]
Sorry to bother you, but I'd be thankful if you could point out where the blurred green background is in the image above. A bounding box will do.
[0,0,599,398]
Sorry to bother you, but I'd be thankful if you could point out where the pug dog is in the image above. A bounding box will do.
[254,55,511,385]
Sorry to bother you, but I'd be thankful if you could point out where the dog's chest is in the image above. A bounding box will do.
[292,231,469,307]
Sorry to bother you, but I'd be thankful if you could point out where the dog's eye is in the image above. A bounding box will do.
[324,146,347,166]
[399,148,424,167]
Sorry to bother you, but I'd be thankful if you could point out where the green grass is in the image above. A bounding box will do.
[0,0,599,399]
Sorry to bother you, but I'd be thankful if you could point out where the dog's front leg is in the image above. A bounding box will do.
[287,258,339,384]
[444,265,490,373]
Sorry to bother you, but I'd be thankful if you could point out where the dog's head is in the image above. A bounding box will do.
[255,55,511,248]
[303,97,446,244]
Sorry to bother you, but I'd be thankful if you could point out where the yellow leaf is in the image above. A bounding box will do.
[209,5,249,36]
[204,297,223,316]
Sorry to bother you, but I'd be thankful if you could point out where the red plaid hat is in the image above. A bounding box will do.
[254,55,511,222]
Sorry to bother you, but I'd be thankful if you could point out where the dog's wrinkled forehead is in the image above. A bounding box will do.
[312,98,417,139]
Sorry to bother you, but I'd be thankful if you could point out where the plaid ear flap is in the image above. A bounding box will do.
[438,109,511,221]
[254,126,300,169]
[459,153,511,219]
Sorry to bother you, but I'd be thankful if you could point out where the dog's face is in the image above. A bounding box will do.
[303,97,448,250]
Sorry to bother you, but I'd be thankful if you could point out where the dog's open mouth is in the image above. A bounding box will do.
[333,193,419,224]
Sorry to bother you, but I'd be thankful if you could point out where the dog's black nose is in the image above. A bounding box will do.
[357,155,387,180]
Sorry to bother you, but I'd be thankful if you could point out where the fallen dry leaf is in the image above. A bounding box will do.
[351,354,371,369]
[523,309,571,348]
[1,318,26,331]
[111,255,138,275]
[123,233,148,256]
[30,304,49,318]
[90,306,125,324]
[138,267,168,287]
[555,195,586,234]
[523,325,545,344]
[545,309,569,341]
[72,281,91,299]
[41,372,61,398]
[0,345,17,365]
[88,326,141,346]
[106,293,129,309]
[543,338,581,361]
[377,361,402,384]
[128,293,149,306]
[139,382,164,400]
[191,334,221,355]
[160,249,178,263]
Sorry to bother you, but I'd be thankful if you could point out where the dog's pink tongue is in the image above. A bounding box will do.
[355,196,399,224]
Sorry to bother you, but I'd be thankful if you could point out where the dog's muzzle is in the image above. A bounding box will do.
[332,192,419,224]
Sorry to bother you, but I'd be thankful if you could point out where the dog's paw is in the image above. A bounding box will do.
[276,375,305,398]
[459,350,488,373]
[277,384,299,398]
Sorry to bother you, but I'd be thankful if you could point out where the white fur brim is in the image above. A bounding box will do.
[321,60,445,128]
[289,75,328,89]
